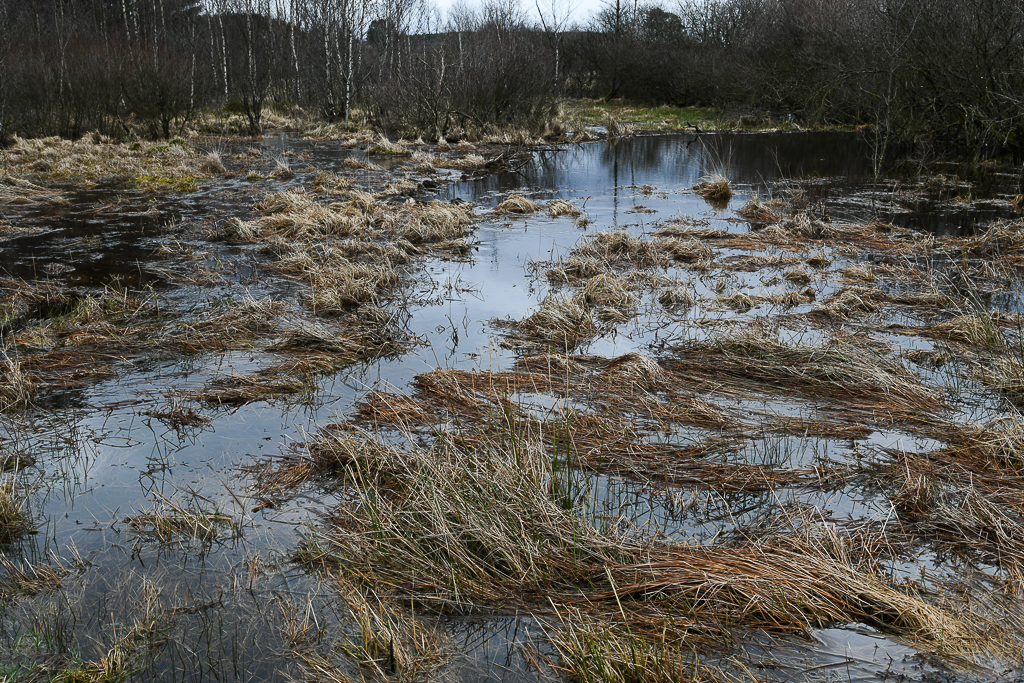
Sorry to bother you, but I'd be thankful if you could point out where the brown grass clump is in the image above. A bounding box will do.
[577,231,664,268]
[194,369,308,406]
[311,171,354,192]
[250,426,410,496]
[782,267,812,285]
[397,200,475,243]
[548,199,583,217]
[303,259,401,312]
[125,497,240,545]
[664,331,947,420]
[494,193,542,215]
[658,286,695,312]
[0,479,31,541]
[220,217,261,241]
[839,262,875,281]
[294,426,991,659]
[0,554,66,598]
[311,579,451,681]
[598,352,666,392]
[956,219,1024,257]
[762,290,815,309]
[716,292,754,312]
[814,285,887,319]
[199,152,227,175]
[0,352,35,411]
[496,295,599,352]
[931,312,1014,349]
[736,196,783,223]
[598,112,634,138]
[249,189,370,239]
[693,175,733,203]
[761,213,837,240]
[547,255,610,283]
[0,173,69,205]
[367,136,409,156]
[575,274,638,323]
[654,237,712,265]
[341,157,382,171]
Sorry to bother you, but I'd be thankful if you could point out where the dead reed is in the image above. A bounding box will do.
[294,425,992,659]
[495,295,601,352]
[125,497,240,545]
[735,196,783,224]
[0,173,69,205]
[0,479,31,540]
[576,231,665,268]
[664,330,947,421]
[693,175,733,204]
[0,555,66,598]
[548,199,583,217]
[192,369,309,406]
[0,352,35,411]
[494,193,542,215]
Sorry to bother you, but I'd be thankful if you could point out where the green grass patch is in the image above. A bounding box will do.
[131,175,200,192]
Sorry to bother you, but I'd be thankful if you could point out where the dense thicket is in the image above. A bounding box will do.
[1,0,1021,159]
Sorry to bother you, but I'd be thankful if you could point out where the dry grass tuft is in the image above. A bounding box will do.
[736,196,783,223]
[294,426,992,659]
[814,286,887,319]
[194,369,308,406]
[575,274,638,322]
[311,171,354,192]
[397,200,475,243]
[547,255,610,283]
[716,292,754,312]
[665,331,947,419]
[199,151,227,175]
[272,158,295,178]
[125,497,240,545]
[0,554,66,598]
[659,286,695,312]
[839,262,875,281]
[599,352,666,391]
[577,231,664,268]
[693,175,733,203]
[782,267,812,285]
[0,352,35,412]
[548,199,583,217]
[763,290,815,309]
[762,213,837,240]
[497,294,599,352]
[302,259,401,311]
[494,193,542,215]
[655,237,713,265]
[321,579,451,680]
[0,172,69,205]
[341,157,382,171]
[0,479,31,541]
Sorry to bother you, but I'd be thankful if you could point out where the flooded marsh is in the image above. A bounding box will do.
[3,131,1024,682]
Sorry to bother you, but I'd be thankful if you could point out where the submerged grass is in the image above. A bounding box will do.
[125,497,240,545]
[0,479,31,541]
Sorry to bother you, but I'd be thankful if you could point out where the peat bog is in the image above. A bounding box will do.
[3,130,1024,682]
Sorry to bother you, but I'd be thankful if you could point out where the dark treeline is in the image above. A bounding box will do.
[1,0,1022,159]
[572,0,1024,161]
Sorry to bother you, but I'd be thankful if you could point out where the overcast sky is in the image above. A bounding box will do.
[431,0,610,28]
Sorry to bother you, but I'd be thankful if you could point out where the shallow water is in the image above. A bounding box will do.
[2,130,1023,681]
